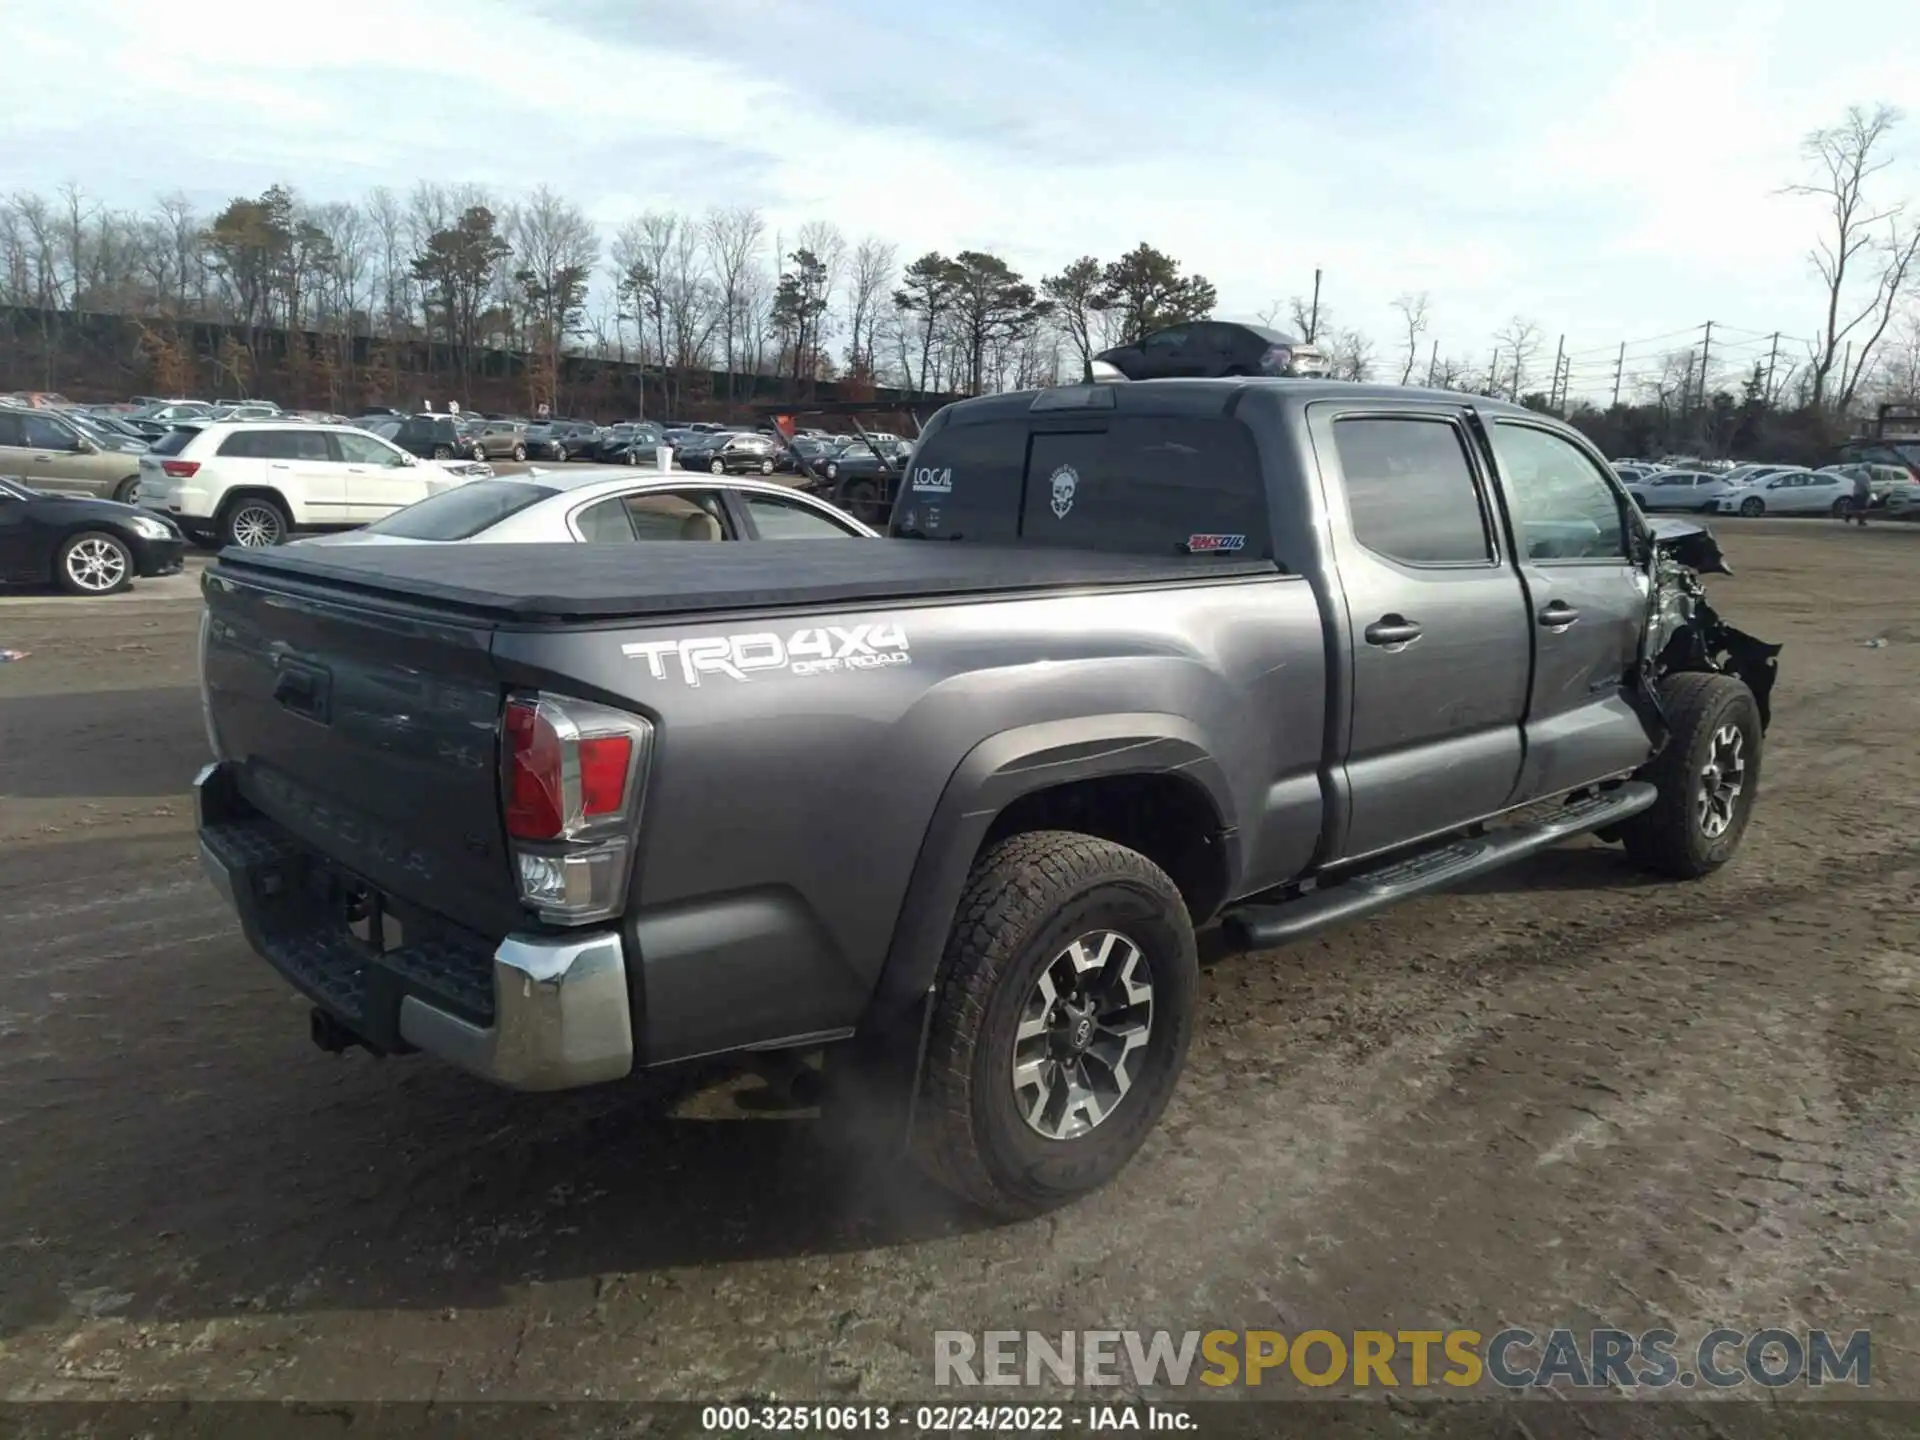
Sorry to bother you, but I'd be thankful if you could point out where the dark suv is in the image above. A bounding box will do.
[368,414,475,460]
[524,419,601,462]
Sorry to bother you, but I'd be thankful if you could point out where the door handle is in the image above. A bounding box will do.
[1363,614,1424,647]
[269,462,291,471]
[1537,601,1580,630]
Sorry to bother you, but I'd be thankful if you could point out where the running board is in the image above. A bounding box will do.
[1219,783,1659,952]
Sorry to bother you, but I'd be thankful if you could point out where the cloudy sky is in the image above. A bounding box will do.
[8,0,1918,393]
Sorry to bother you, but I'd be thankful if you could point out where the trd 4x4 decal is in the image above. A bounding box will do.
[623,623,911,685]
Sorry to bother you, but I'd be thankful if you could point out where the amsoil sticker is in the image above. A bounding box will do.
[1186,533,1246,553]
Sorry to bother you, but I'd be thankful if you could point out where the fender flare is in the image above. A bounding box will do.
[861,712,1237,1034]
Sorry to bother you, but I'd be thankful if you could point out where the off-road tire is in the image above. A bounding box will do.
[912,830,1198,1219]
[1620,672,1763,880]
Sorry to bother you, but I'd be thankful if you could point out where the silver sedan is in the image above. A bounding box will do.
[294,468,881,547]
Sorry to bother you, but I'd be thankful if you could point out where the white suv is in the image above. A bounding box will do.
[136,421,491,547]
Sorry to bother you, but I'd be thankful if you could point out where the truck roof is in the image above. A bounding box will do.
[938,377,1542,423]
[210,539,1278,624]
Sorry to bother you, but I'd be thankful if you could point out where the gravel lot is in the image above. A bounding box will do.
[1,519,1917,1417]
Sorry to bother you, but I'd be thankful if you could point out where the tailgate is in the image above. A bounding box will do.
[201,565,522,940]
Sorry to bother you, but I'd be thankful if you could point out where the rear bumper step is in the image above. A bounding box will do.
[195,762,633,1091]
[1220,783,1658,951]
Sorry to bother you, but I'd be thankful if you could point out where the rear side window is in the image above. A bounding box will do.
[1333,416,1492,565]
[217,430,265,458]
[262,429,331,461]
[362,479,559,539]
[1022,418,1268,556]
[149,427,200,457]
[892,419,1027,542]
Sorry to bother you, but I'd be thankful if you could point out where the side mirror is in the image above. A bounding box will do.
[75,437,98,454]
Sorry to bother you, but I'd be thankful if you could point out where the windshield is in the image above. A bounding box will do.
[367,421,401,439]
[362,479,560,540]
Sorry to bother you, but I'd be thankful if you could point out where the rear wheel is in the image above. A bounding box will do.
[431,445,452,460]
[1739,495,1764,517]
[912,831,1198,1219]
[1619,672,1763,879]
[1832,497,1853,518]
[552,445,568,463]
[114,475,141,505]
[219,495,289,549]
[511,444,527,462]
[55,531,134,596]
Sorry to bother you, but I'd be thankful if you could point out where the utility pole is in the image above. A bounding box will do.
[1306,269,1322,343]
[1488,347,1500,397]
[1681,351,1696,417]
[1763,331,1780,406]
[1549,334,1565,411]
[1611,341,1625,408]
[1697,320,1714,409]
[1426,339,1438,387]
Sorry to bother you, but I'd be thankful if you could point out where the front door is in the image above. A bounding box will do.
[15,411,118,498]
[1479,417,1655,801]
[1310,404,1534,860]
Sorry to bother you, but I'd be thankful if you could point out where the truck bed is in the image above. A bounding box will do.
[210,540,1281,623]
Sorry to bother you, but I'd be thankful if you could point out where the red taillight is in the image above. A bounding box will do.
[499,692,652,924]
[160,459,200,478]
[503,698,563,840]
[578,735,633,817]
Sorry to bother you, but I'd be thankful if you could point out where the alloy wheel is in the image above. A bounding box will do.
[1011,930,1155,1141]
[65,537,129,593]
[230,504,283,547]
[1697,724,1747,838]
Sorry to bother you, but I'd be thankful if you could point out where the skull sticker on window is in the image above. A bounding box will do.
[1049,464,1078,519]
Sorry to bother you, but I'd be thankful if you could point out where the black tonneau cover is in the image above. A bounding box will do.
[209,540,1280,623]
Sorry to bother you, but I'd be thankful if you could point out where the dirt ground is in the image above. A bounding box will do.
[2,521,1918,1423]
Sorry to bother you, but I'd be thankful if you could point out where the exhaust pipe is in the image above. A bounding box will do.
[309,1007,363,1055]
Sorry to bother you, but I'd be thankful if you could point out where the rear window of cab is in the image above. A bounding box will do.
[892,412,1269,558]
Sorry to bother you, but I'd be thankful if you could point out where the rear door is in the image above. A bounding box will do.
[1479,417,1654,801]
[1308,405,1533,858]
[254,427,345,522]
[16,411,115,497]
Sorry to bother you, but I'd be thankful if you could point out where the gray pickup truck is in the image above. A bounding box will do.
[194,379,1779,1218]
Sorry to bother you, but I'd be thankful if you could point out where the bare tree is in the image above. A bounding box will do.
[1784,103,1920,413]
[1391,291,1431,385]
[1493,316,1543,399]
[1323,327,1376,382]
[843,235,897,379]
[699,206,765,400]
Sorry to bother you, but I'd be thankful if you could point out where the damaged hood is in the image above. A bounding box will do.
[1644,516,1732,576]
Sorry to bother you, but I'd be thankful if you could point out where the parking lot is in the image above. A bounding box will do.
[2,517,1918,1407]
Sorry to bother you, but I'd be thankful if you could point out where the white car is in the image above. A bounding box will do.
[1624,468,1740,513]
[1715,469,1852,517]
[293,469,880,548]
[136,420,492,547]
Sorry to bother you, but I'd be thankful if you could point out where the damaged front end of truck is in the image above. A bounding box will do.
[1635,517,1782,745]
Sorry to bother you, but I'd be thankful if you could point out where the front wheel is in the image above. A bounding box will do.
[552,445,567,463]
[1619,672,1763,879]
[1739,496,1764,517]
[912,831,1198,1219]
[56,530,134,596]
[511,444,527,462]
[759,458,775,475]
[709,459,726,475]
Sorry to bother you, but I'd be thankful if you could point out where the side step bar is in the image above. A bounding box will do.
[1219,782,1658,952]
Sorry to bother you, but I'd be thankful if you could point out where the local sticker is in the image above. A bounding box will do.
[1049,465,1079,519]
[1186,533,1246,553]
